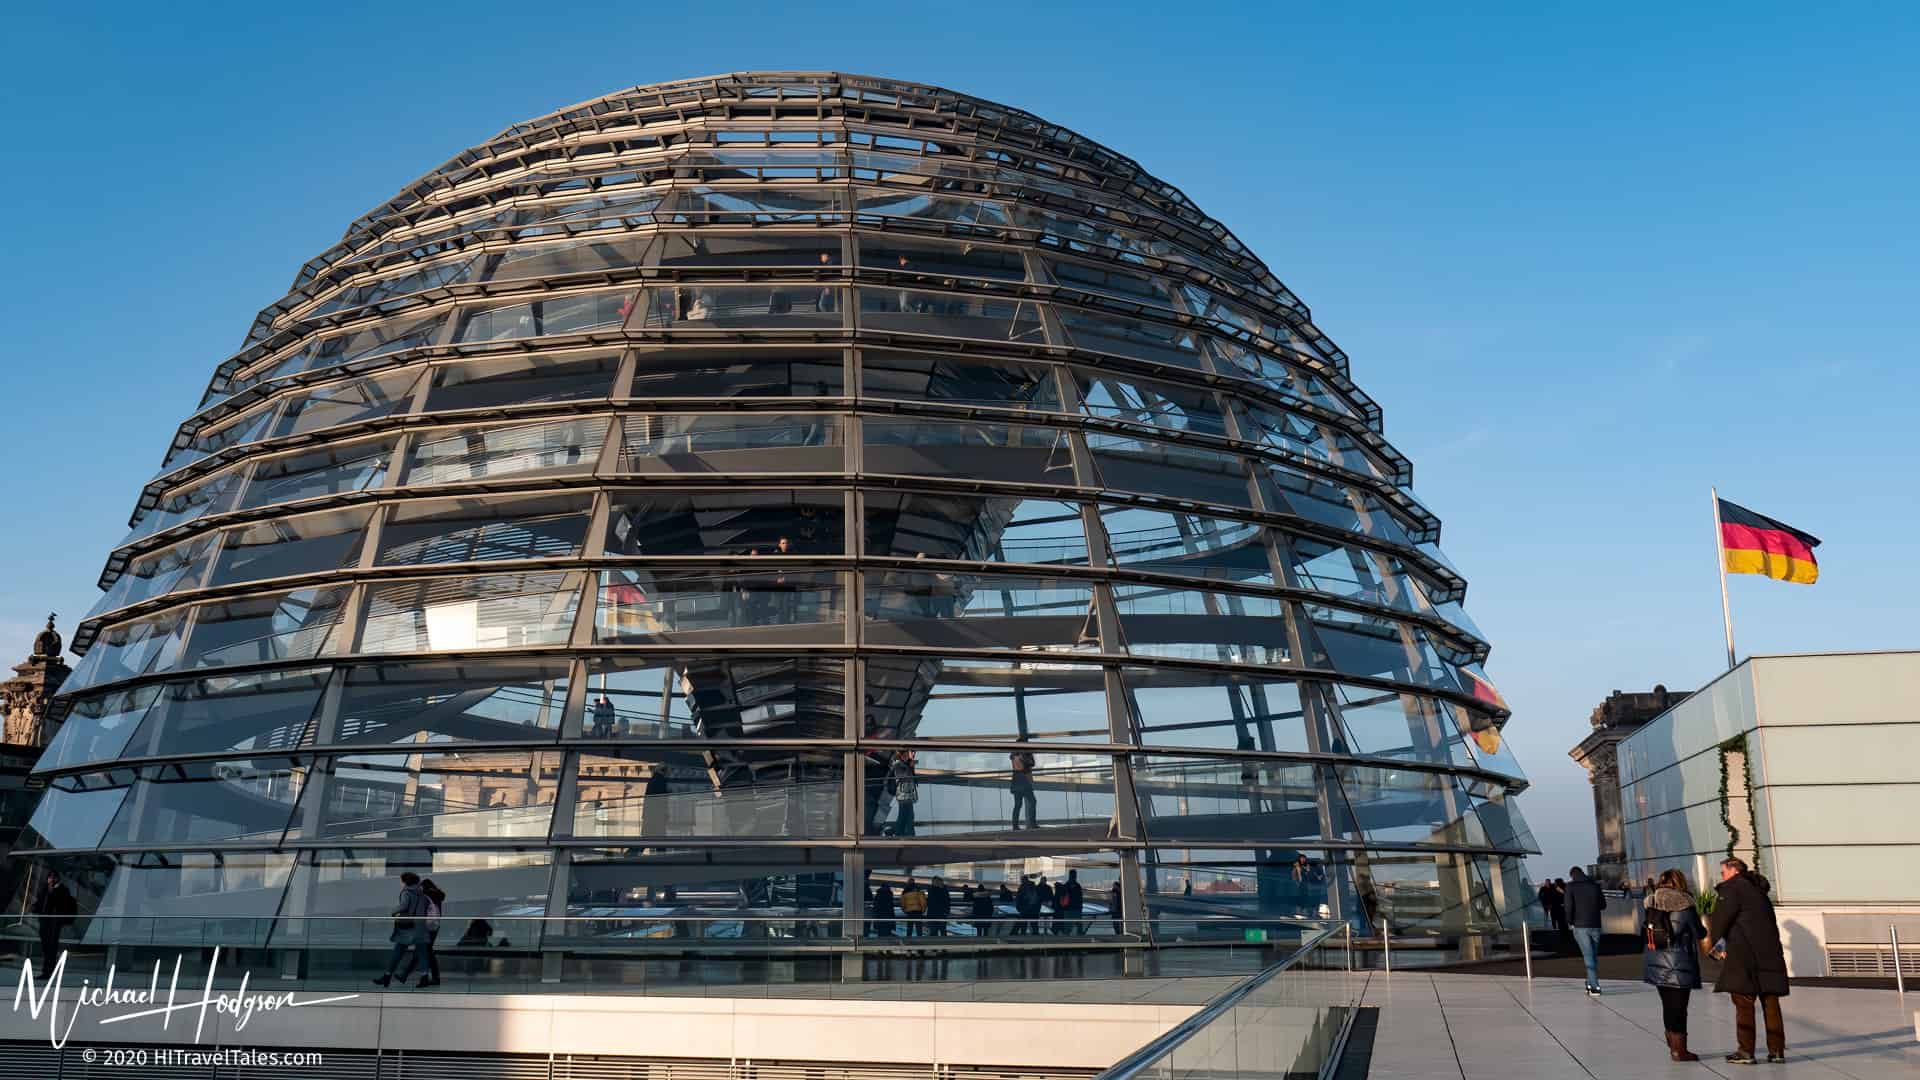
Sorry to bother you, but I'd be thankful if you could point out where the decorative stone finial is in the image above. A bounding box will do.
[32,613,61,660]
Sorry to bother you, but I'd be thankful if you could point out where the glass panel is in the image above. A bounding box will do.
[333,659,571,746]
[35,686,161,772]
[377,493,592,566]
[863,656,1112,743]
[1451,702,1526,781]
[1073,369,1227,435]
[573,749,842,839]
[1097,505,1272,585]
[1289,537,1436,618]
[627,348,843,398]
[90,851,296,919]
[320,751,562,840]
[290,849,550,919]
[583,655,847,741]
[860,349,1058,410]
[862,852,1126,940]
[206,507,374,587]
[566,849,839,922]
[862,749,1113,838]
[122,667,332,758]
[638,285,840,329]
[863,571,1101,654]
[483,236,647,281]
[1110,582,1291,665]
[360,571,583,654]
[858,234,1028,281]
[1240,403,1391,483]
[1209,339,1357,418]
[175,586,351,670]
[270,369,421,439]
[20,777,133,850]
[593,570,845,642]
[88,534,217,618]
[102,757,312,846]
[863,418,1075,487]
[424,350,621,412]
[670,185,844,225]
[123,466,246,545]
[1304,606,1459,691]
[1119,668,1310,753]
[404,416,609,486]
[655,231,840,268]
[1085,432,1251,508]
[1321,683,1473,767]
[514,188,666,232]
[865,491,1089,565]
[455,288,635,341]
[605,490,845,557]
[856,288,1046,344]
[1262,465,1415,547]
[1042,256,1180,307]
[60,607,190,695]
[310,254,482,318]
[1332,765,1484,849]
[263,310,446,382]
[1135,755,1324,845]
[1057,308,1204,368]
[854,186,1012,228]
[162,399,279,472]
[238,437,395,511]
[615,413,842,474]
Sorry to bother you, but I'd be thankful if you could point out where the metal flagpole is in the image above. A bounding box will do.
[1712,487,1737,671]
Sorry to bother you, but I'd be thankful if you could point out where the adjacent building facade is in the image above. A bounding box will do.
[1618,651,1920,977]
[13,72,1535,969]
[1568,685,1689,885]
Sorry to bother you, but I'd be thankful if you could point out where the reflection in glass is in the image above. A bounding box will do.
[865,491,1087,565]
[594,570,844,642]
[404,417,609,487]
[360,571,584,654]
[583,655,846,740]
[424,350,620,412]
[334,658,570,745]
[574,749,841,839]
[627,348,843,398]
[122,667,332,759]
[176,587,351,671]
[1098,505,1271,584]
[640,285,840,329]
[857,288,1046,343]
[321,751,562,840]
[864,657,1111,743]
[864,571,1101,654]
[1110,582,1290,665]
[864,418,1074,486]
[103,757,312,847]
[606,490,844,558]
[206,507,374,587]
[861,350,1059,410]
[377,493,592,566]
[239,438,395,511]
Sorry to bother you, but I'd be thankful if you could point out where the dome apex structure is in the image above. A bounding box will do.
[21,72,1535,965]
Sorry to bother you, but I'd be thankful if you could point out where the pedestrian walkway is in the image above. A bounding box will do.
[1361,972,1919,1079]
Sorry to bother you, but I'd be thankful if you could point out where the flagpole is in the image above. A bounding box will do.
[1711,487,1737,670]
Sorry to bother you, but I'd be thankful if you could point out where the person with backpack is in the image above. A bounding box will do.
[1642,869,1707,1061]
[1009,749,1038,830]
[416,878,446,988]
[1563,866,1607,995]
[888,751,918,837]
[899,875,927,937]
[372,872,430,988]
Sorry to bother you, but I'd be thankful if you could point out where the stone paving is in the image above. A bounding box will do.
[1362,972,1919,1080]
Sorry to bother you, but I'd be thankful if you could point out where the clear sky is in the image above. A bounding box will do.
[1,4,1914,876]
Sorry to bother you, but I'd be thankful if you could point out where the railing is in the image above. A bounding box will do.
[1095,923,1357,1080]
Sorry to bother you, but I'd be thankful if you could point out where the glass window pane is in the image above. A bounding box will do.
[483,237,648,282]
[260,310,446,385]
[88,534,217,619]
[856,288,1045,343]
[615,413,842,474]
[639,285,840,329]
[574,749,842,839]
[61,607,191,695]
[176,586,352,670]
[162,399,280,473]
[1304,607,1460,692]
[1042,256,1179,307]
[424,350,620,413]
[206,507,374,587]
[290,849,550,919]
[455,288,635,342]
[594,570,845,643]
[103,757,312,846]
[672,185,843,225]
[606,490,844,558]
[565,848,838,921]
[1262,465,1415,547]
[627,348,843,398]
[863,571,1101,654]
[1109,582,1291,665]
[271,369,422,440]
[122,466,246,546]
[123,667,332,758]
[19,777,133,850]
[1098,505,1272,585]
[583,655,847,741]
[1086,432,1251,508]
[1057,308,1204,368]
[404,416,609,487]
[863,418,1075,487]
[1135,754,1324,845]
[36,686,161,771]
[334,659,571,746]
[1240,403,1391,484]
[310,254,482,319]
[1322,683,1474,768]
[1074,370,1227,436]
[377,493,592,566]
[861,749,1113,838]
[360,571,583,654]
[320,750,562,840]
[861,350,1058,410]
[1119,668,1309,753]
[655,231,841,269]
[858,234,1028,281]
[89,851,296,920]
[866,491,1088,566]
[239,437,395,511]
[864,656,1112,743]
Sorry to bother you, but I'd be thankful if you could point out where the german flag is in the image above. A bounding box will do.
[1460,667,1507,712]
[1718,498,1821,585]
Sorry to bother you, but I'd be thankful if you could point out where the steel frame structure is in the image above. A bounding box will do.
[19,73,1537,959]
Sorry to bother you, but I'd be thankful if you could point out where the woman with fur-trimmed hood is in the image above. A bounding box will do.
[1642,868,1708,1061]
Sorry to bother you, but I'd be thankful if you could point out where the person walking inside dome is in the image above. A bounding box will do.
[372,872,430,987]
[1708,857,1789,1065]
[1009,749,1038,830]
[1642,869,1706,1061]
[888,750,918,837]
[1563,866,1607,995]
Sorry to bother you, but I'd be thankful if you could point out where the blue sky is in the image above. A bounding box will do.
[1,4,1914,875]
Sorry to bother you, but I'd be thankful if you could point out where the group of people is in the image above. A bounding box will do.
[867,869,1113,938]
[373,872,447,989]
[1543,858,1790,1065]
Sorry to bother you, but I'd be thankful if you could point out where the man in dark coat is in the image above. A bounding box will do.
[1707,857,1789,1064]
[1563,867,1607,994]
[33,871,77,967]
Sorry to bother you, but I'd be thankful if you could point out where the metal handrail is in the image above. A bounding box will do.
[1093,922,1344,1080]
